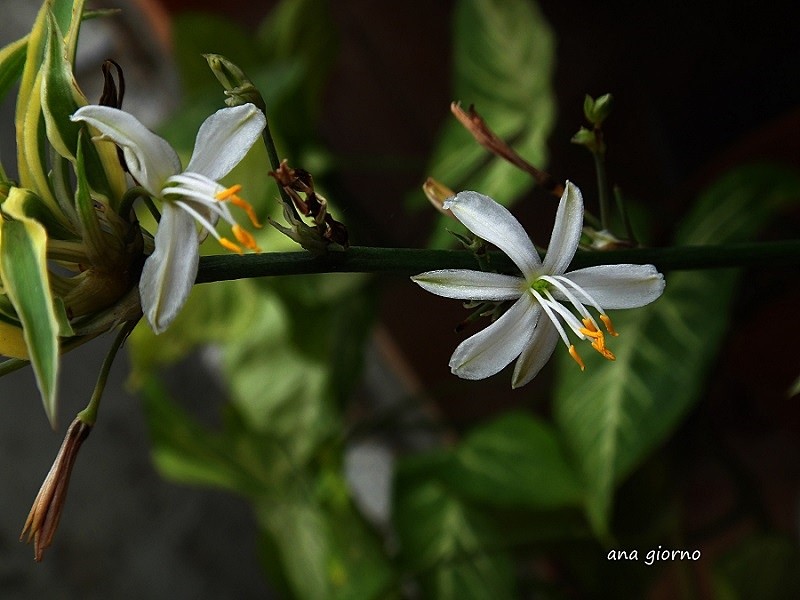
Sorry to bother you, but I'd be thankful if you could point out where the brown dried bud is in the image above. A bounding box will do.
[269,160,349,250]
[20,418,92,561]
[450,102,563,198]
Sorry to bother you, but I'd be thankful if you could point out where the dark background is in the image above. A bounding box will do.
[1,0,798,597]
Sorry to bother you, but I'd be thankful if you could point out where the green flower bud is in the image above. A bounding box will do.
[204,54,266,112]
[583,93,613,126]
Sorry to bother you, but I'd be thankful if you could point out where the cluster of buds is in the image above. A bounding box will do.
[269,160,349,252]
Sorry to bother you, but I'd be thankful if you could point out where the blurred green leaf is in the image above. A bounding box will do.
[553,165,800,537]
[142,376,289,493]
[443,411,583,508]
[416,0,556,247]
[394,476,516,599]
[789,373,800,397]
[0,189,61,426]
[144,376,394,600]
[256,0,338,147]
[255,465,396,600]
[172,14,257,99]
[712,534,800,600]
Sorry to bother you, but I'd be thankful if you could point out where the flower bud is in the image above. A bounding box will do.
[20,418,92,561]
[204,54,266,112]
[583,93,613,126]
[422,177,455,218]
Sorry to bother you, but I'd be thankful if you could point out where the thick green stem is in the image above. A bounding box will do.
[195,239,800,283]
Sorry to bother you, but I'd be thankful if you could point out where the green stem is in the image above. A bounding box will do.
[258,112,300,220]
[118,185,150,219]
[593,139,611,231]
[195,239,800,283]
[76,319,138,426]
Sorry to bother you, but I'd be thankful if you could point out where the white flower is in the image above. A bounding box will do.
[72,103,266,334]
[411,183,666,388]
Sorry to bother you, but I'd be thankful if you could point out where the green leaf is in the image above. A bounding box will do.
[41,11,125,208]
[0,189,61,426]
[553,165,800,537]
[0,35,27,106]
[142,376,289,494]
[712,534,800,600]
[255,498,333,600]
[416,0,556,247]
[394,476,516,600]
[15,0,88,225]
[443,411,583,508]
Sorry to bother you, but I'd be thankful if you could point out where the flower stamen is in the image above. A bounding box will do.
[215,185,262,228]
[232,224,261,252]
[600,313,619,336]
[219,237,243,254]
[579,317,603,339]
[569,345,585,370]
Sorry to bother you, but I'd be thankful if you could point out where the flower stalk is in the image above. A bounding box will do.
[193,239,800,283]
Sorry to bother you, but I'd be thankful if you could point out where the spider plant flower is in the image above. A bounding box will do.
[71,103,267,334]
[411,183,665,388]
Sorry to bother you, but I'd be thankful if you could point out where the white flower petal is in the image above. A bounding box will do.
[411,270,524,301]
[558,264,665,309]
[71,105,181,195]
[185,103,266,181]
[444,191,541,278]
[139,204,200,334]
[449,294,539,380]
[512,313,559,388]
[542,181,583,275]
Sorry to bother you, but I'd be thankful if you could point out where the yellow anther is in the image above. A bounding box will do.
[590,334,616,361]
[568,345,586,371]
[215,184,242,200]
[215,185,263,228]
[219,237,243,254]
[230,194,262,228]
[578,318,602,339]
[232,224,261,252]
[600,314,619,337]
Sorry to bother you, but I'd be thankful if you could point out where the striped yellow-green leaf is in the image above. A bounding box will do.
[0,188,61,427]
[15,1,78,226]
[41,11,125,209]
[0,35,27,106]
[0,314,28,360]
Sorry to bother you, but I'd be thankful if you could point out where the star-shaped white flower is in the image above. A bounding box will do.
[412,183,666,387]
[72,103,266,334]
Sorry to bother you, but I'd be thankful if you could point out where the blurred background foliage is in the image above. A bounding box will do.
[3,0,799,597]
[125,0,800,597]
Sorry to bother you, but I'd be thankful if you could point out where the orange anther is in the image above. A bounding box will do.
[600,314,619,337]
[569,345,586,371]
[229,195,262,228]
[232,224,261,252]
[215,184,242,201]
[219,237,243,254]
[215,184,263,228]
